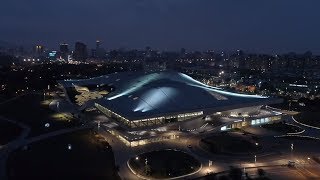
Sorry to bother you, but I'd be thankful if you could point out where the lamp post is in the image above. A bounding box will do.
[254,155,257,164]
[289,100,292,111]
[145,157,151,175]
[291,143,294,160]
[57,102,60,111]
[242,165,246,179]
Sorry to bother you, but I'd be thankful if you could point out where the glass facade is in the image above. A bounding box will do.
[95,103,203,129]
[220,115,282,131]
[106,129,179,147]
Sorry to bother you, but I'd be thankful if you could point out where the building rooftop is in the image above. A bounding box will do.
[59,71,281,120]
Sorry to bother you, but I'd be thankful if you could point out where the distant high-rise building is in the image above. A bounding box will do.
[73,42,88,61]
[60,43,69,60]
[60,43,69,53]
[96,40,101,50]
[48,51,57,60]
[33,45,44,57]
[145,46,151,58]
[94,40,106,59]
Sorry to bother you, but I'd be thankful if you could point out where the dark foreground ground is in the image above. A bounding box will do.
[0,94,79,137]
[7,129,120,180]
[0,121,21,145]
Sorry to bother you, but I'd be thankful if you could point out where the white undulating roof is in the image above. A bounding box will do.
[59,71,281,120]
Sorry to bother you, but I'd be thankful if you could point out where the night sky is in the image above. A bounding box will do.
[1,0,320,53]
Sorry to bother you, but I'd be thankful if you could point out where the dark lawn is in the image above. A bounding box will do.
[0,121,21,145]
[200,133,261,154]
[7,129,120,180]
[294,112,320,128]
[262,122,303,134]
[0,94,80,137]
[128,149,201,179]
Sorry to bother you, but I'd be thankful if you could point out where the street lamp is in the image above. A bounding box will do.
[254,155,257,164]
[44,123,50,128]
[291,143,294,160]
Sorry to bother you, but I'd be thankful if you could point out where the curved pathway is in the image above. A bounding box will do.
[0,123,91,180]
[0,116,30,180]
[274,115,320,140]
[0,92,92,180]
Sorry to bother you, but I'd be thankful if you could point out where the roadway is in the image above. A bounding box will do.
[95,107,320,180]
[2,93,316,180]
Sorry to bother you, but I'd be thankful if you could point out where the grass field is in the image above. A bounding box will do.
[0,94,80,137]
[7,129,120,180]
[0,121,21,145]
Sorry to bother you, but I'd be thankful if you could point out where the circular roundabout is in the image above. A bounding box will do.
[128,149,201,179]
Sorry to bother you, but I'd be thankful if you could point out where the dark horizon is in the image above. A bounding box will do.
[1,0,320,54]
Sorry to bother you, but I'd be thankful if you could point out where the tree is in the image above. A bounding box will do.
[228,166,242,180]
[257,168,265,177]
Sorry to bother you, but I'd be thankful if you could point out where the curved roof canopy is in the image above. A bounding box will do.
[59,71,279,120]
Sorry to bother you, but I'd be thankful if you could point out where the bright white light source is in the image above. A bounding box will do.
[44,123,50,128]
[133,87,177,112]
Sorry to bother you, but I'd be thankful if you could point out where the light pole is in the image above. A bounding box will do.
[254,155,257,164]
[145,157,149,175]
[307,157,311,165]
[57,102,60,111]
[289,100,292,111]
[291,143,294,160]
[242,165,246,179]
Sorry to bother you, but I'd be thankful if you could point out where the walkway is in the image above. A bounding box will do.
[0,116,91,180]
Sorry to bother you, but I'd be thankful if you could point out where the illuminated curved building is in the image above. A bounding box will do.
[60,71,281,130]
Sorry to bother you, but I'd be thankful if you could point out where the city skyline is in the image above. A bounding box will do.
[1,1,320,180]
[1,0,320,54]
